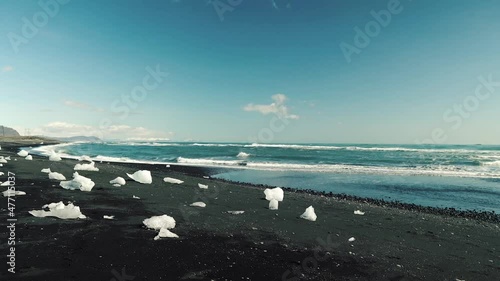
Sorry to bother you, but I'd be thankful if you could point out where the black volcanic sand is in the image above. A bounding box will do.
[1,141,499,280]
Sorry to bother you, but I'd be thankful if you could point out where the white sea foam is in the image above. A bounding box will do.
[483,160,500,167]
[27,142,500,179]
[78,155,93,162]
[49,152,62,161]
[175,157,500,178]
[244,143,342,150]
[237,152,250,158]
[177,157,243,166]
[107,142,182,147]
[244,143,499,154]
[193,143,241,147]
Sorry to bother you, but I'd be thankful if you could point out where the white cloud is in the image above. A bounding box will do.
[244,94,299,120]
[39,122,93,135]
[2,66,13,72]
[23,122,173,140]
[63,100,104,112]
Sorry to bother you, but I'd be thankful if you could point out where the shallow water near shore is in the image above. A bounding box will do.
[214,170,500,213]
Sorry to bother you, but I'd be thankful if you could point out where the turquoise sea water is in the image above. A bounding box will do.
[30,142,500,213]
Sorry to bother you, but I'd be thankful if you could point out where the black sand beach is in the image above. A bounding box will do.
[1,139,499,280]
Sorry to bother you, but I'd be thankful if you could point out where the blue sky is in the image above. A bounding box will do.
[1,0,499,144]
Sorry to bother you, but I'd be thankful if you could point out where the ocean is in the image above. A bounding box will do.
[29,142,500,213]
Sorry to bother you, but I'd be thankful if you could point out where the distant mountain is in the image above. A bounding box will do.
[53,136,102,142]
[0,125,20,137]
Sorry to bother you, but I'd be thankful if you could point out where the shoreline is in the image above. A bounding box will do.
[14,139,500,223]
[2,139,500,280]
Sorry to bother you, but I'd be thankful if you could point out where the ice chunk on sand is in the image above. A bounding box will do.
[1,181,12,186]
[133,195,140,199]
[300,206,317,221]
[227,211,245,215]
[17,150,29,157]
[269,199,279,210]
[354,210,365,215]
[25,155,33,160]
[166,164,170,168]
[143,214,178,240]
[41,168,51,173]
[3,190,26,197]
[29,201,86,219]
[203,176,210,179]
[110,177,126,186]
[0,157,7,164]
[0,172,4,176]
[48,172,66,181]
[49,152,62,161]
[74,162,99,171]
[59,172,95,192]
[190,202,206,208]
[112,184,121,187]
[163,177,184,184]
[348,237,356,242]
[198,183,208,189]
[78,155,93,162]
[5,156,10,160]
[126,170,152,184]
[143,214,176,230]
[103,215,115,220]
[237,152,250,158]
[264,187,284,202]
[154,228,179,240]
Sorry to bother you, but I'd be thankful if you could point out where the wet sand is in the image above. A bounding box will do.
[1,139,499,280]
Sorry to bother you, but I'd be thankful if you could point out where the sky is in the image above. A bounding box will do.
[1,0,499,144]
